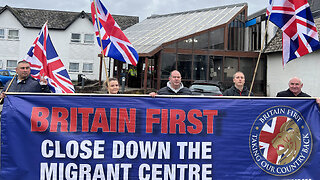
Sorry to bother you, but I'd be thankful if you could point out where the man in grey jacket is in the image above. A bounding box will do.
[0,61,50,99]
[150,70,191,96]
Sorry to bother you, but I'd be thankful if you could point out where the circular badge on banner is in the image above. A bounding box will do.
[249,106,312,176]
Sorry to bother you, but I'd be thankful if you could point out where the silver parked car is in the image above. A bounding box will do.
[189,80,223,96]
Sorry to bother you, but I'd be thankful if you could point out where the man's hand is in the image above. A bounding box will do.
[316,98,320,106]
[40,74,48,85]
[149,92,157,98]
[0,92,6,99]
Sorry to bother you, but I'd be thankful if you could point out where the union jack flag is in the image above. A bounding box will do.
[259,116,289,164]
[24,23,75,93]
[267,0,320,65]
[90,0,139,66]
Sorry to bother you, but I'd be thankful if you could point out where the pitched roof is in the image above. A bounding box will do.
[264,17,320,53]
[0,5,138,30]
[124,3,247,56]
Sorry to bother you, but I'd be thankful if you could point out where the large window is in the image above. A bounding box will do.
[8,30,19,40]
[71,33,81,43]
[83,63,93,73]
[210,28,224,49]
[228,11,245,51]
[223,57,238,81]
[193,55,207,80]
[178,38,193,49]
[7,60,17,70]
[69,62,79,72]
[194,33,208,50]
[177,54,192,80]
[240,57,255,82]
[209,56,223,81]
[161,53,176,79]
[248,18,262,51]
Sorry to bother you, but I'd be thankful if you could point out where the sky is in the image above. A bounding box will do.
[0,0,268,21]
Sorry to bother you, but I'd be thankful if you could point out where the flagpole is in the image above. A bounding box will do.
[93,0,109,85]
[248,9,273,96]
[0,73,17,104]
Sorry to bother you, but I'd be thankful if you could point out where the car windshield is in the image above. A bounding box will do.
[9,71,16,76]
[190,84,220,92]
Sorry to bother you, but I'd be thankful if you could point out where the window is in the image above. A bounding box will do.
[178,38,193,49]
[209,56,223,81]
[84,34,94,43]
[193,33,208,50]
[0,29,4,39]
[83,63,93,73]
[71,33,81,43]
[228,11,245,51]
[240,57,254,82]
[8,30,19,40]
[223,57,238,81]
[210,28,224,49]
[161,53,176,79]
[177,54,192,79]
[193,55,207,80]
[69,63,79,72]
[7,60,17,70]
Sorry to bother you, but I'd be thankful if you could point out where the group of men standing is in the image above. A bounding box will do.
[149,69,320,105]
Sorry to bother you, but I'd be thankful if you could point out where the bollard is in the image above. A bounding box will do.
[122,76,125,93]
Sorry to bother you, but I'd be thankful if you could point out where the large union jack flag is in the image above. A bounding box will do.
[24,23,75,93]
[90,0,139,66]
[267,0,320,65]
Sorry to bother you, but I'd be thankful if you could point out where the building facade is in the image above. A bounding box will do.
[124,3,267,95]
[0,5,138,82]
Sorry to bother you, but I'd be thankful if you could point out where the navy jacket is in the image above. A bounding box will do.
[3,75,50,93]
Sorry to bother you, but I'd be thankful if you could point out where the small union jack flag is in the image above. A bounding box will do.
[24,23,75,93]
[267,0,320,65]
[90,0,139,66]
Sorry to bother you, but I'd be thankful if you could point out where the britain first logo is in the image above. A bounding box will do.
[249,106,312,176]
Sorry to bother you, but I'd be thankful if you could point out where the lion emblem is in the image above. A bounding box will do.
[271,119,301,165]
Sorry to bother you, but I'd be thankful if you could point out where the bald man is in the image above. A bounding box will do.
[149,70,191,97]
[276,77,310,97]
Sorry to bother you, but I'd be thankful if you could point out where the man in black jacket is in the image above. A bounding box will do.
[276,77,310,97]
[150,70,191,96]
[276,77,320,106]
[0,61,50,99]
[223,71,253,96]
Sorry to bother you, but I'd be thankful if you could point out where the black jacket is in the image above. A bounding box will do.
[3,75,50,93]
[223,85,253,96]
[276,89,310,97]
[157,82,191,95]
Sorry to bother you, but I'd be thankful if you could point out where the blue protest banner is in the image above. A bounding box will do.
[0,94,319,179]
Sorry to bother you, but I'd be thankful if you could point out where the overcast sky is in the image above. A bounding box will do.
[0,0,268,21]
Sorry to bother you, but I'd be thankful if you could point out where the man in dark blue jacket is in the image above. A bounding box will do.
[0,61,50,99]
[150,70,191,96]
